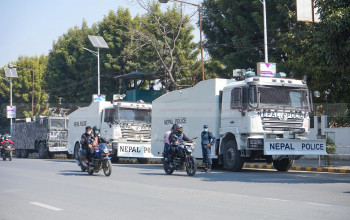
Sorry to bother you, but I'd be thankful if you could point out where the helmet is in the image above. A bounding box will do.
[85,126,92,131]
[173,124,183,135]
[92,126,100,135]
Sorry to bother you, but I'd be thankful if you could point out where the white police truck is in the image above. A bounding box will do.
[151,75,326,171]
[67,97,153,163]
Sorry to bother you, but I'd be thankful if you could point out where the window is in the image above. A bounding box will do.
[231,88,243,109]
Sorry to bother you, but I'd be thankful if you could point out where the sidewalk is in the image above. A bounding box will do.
[244,158,350,173]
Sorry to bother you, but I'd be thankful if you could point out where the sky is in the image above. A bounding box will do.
[0,0,202,67]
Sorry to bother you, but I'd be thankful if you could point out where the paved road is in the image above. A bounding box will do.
[0,159,349,220]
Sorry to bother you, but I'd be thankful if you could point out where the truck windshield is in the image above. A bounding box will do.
[115,108,151,123]
[250,85,309,110]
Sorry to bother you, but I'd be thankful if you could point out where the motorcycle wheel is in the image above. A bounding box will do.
[185,157,197,176]
[103,160,112,176]
[163,160,174,175]
[87,167,94,175]
[9,152,12,161]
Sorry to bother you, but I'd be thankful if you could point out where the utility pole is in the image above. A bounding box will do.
[260,0,268,63]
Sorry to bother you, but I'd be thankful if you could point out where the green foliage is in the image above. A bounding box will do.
[201,0,293,72]
[0,55,49,133]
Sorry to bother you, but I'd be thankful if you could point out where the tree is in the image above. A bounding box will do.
[201,0,297,73]
[131,0,200,90]
[0,55,49,133]
[278,0,350,103]
[46,20,98,105]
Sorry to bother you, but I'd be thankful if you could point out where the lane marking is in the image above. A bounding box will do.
[264,198,289,202]
[30,202,63,211]
[307,202,332,207]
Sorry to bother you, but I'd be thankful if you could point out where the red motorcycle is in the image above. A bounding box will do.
[1,143,15,161]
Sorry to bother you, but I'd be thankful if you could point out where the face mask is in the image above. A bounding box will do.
[87,131,92,135]
[204,128,208,132]
[95,131,100,135]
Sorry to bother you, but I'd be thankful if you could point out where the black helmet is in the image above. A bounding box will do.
[92,126,100,135]
[85,126,92,131]
[174,124,183,135]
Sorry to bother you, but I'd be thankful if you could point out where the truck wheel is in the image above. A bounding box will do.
[223,140,244,172]
[16,150,22,158]
[38,142,49,159]
[137,158,149,164]
[273,158,294,172]
[74,143,80,160]
[67,152,74,159]
[49,153,55,159]
[22,150,29,158]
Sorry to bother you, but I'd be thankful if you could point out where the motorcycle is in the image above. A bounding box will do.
[2,144,15,161]
[87,143,112,176]
[163,142,197,176]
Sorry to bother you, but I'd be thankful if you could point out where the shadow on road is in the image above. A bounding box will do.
[58,170,90,176]
[118,164,350,184]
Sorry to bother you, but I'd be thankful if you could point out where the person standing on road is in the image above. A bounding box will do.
[201,125,216,173]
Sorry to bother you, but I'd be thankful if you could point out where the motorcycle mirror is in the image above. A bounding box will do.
[192,137,198,140]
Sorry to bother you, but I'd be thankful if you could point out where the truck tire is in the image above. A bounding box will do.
[16,150,22,158]
[67,152,74,159]
[49,153,55,159]
[38,142,49,159]
[273,158,294,172]
[74,142,80,160]
[137,158,150,164]
[223,140,244,172]
[22,150,29,158]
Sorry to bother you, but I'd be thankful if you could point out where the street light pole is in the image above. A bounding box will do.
[97,47,100,95]
[260,0,268,63]
[159,0,205,80]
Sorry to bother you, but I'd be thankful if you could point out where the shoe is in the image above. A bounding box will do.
[164,157,168,162]
[201,164,208,172]
[206,165,212,173]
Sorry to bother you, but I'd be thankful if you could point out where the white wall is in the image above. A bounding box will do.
[309,116,350,147]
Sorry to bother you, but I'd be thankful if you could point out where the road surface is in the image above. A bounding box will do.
[0,159,349,220]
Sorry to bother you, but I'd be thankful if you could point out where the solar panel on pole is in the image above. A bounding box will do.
[88,35,109,48]
[4,68,18,78]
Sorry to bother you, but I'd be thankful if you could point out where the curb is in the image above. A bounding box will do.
[243,164,350,174]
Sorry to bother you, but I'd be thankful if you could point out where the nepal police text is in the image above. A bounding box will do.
[119,146,151,153]
[270,143,325,150]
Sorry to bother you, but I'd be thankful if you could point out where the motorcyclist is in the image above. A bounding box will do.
[80,126,94,165]
[168,124,193,167]
[91,126,107,158]
[1,136,14,157]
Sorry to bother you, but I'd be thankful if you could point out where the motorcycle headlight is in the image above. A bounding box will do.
[103,148,109,153]
[186,146,193,152]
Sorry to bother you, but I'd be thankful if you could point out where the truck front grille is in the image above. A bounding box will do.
[261,117,304,131]
[121,128,151,140]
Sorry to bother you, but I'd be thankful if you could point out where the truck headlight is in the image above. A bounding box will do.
[248,138,264,149]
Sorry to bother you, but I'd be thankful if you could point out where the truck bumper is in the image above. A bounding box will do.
[264,139,327,155]
[112,142,155,158]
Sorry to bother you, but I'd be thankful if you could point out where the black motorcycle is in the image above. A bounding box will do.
[163,142,197,176]
[87,143,112,176]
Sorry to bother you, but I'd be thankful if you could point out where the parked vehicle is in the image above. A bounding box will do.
[87,143,112,176]
[163,142,197,176]
[67,97,154,164]
[2,144,15,161]
[12,116,68,159]
[152,75,327,172]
